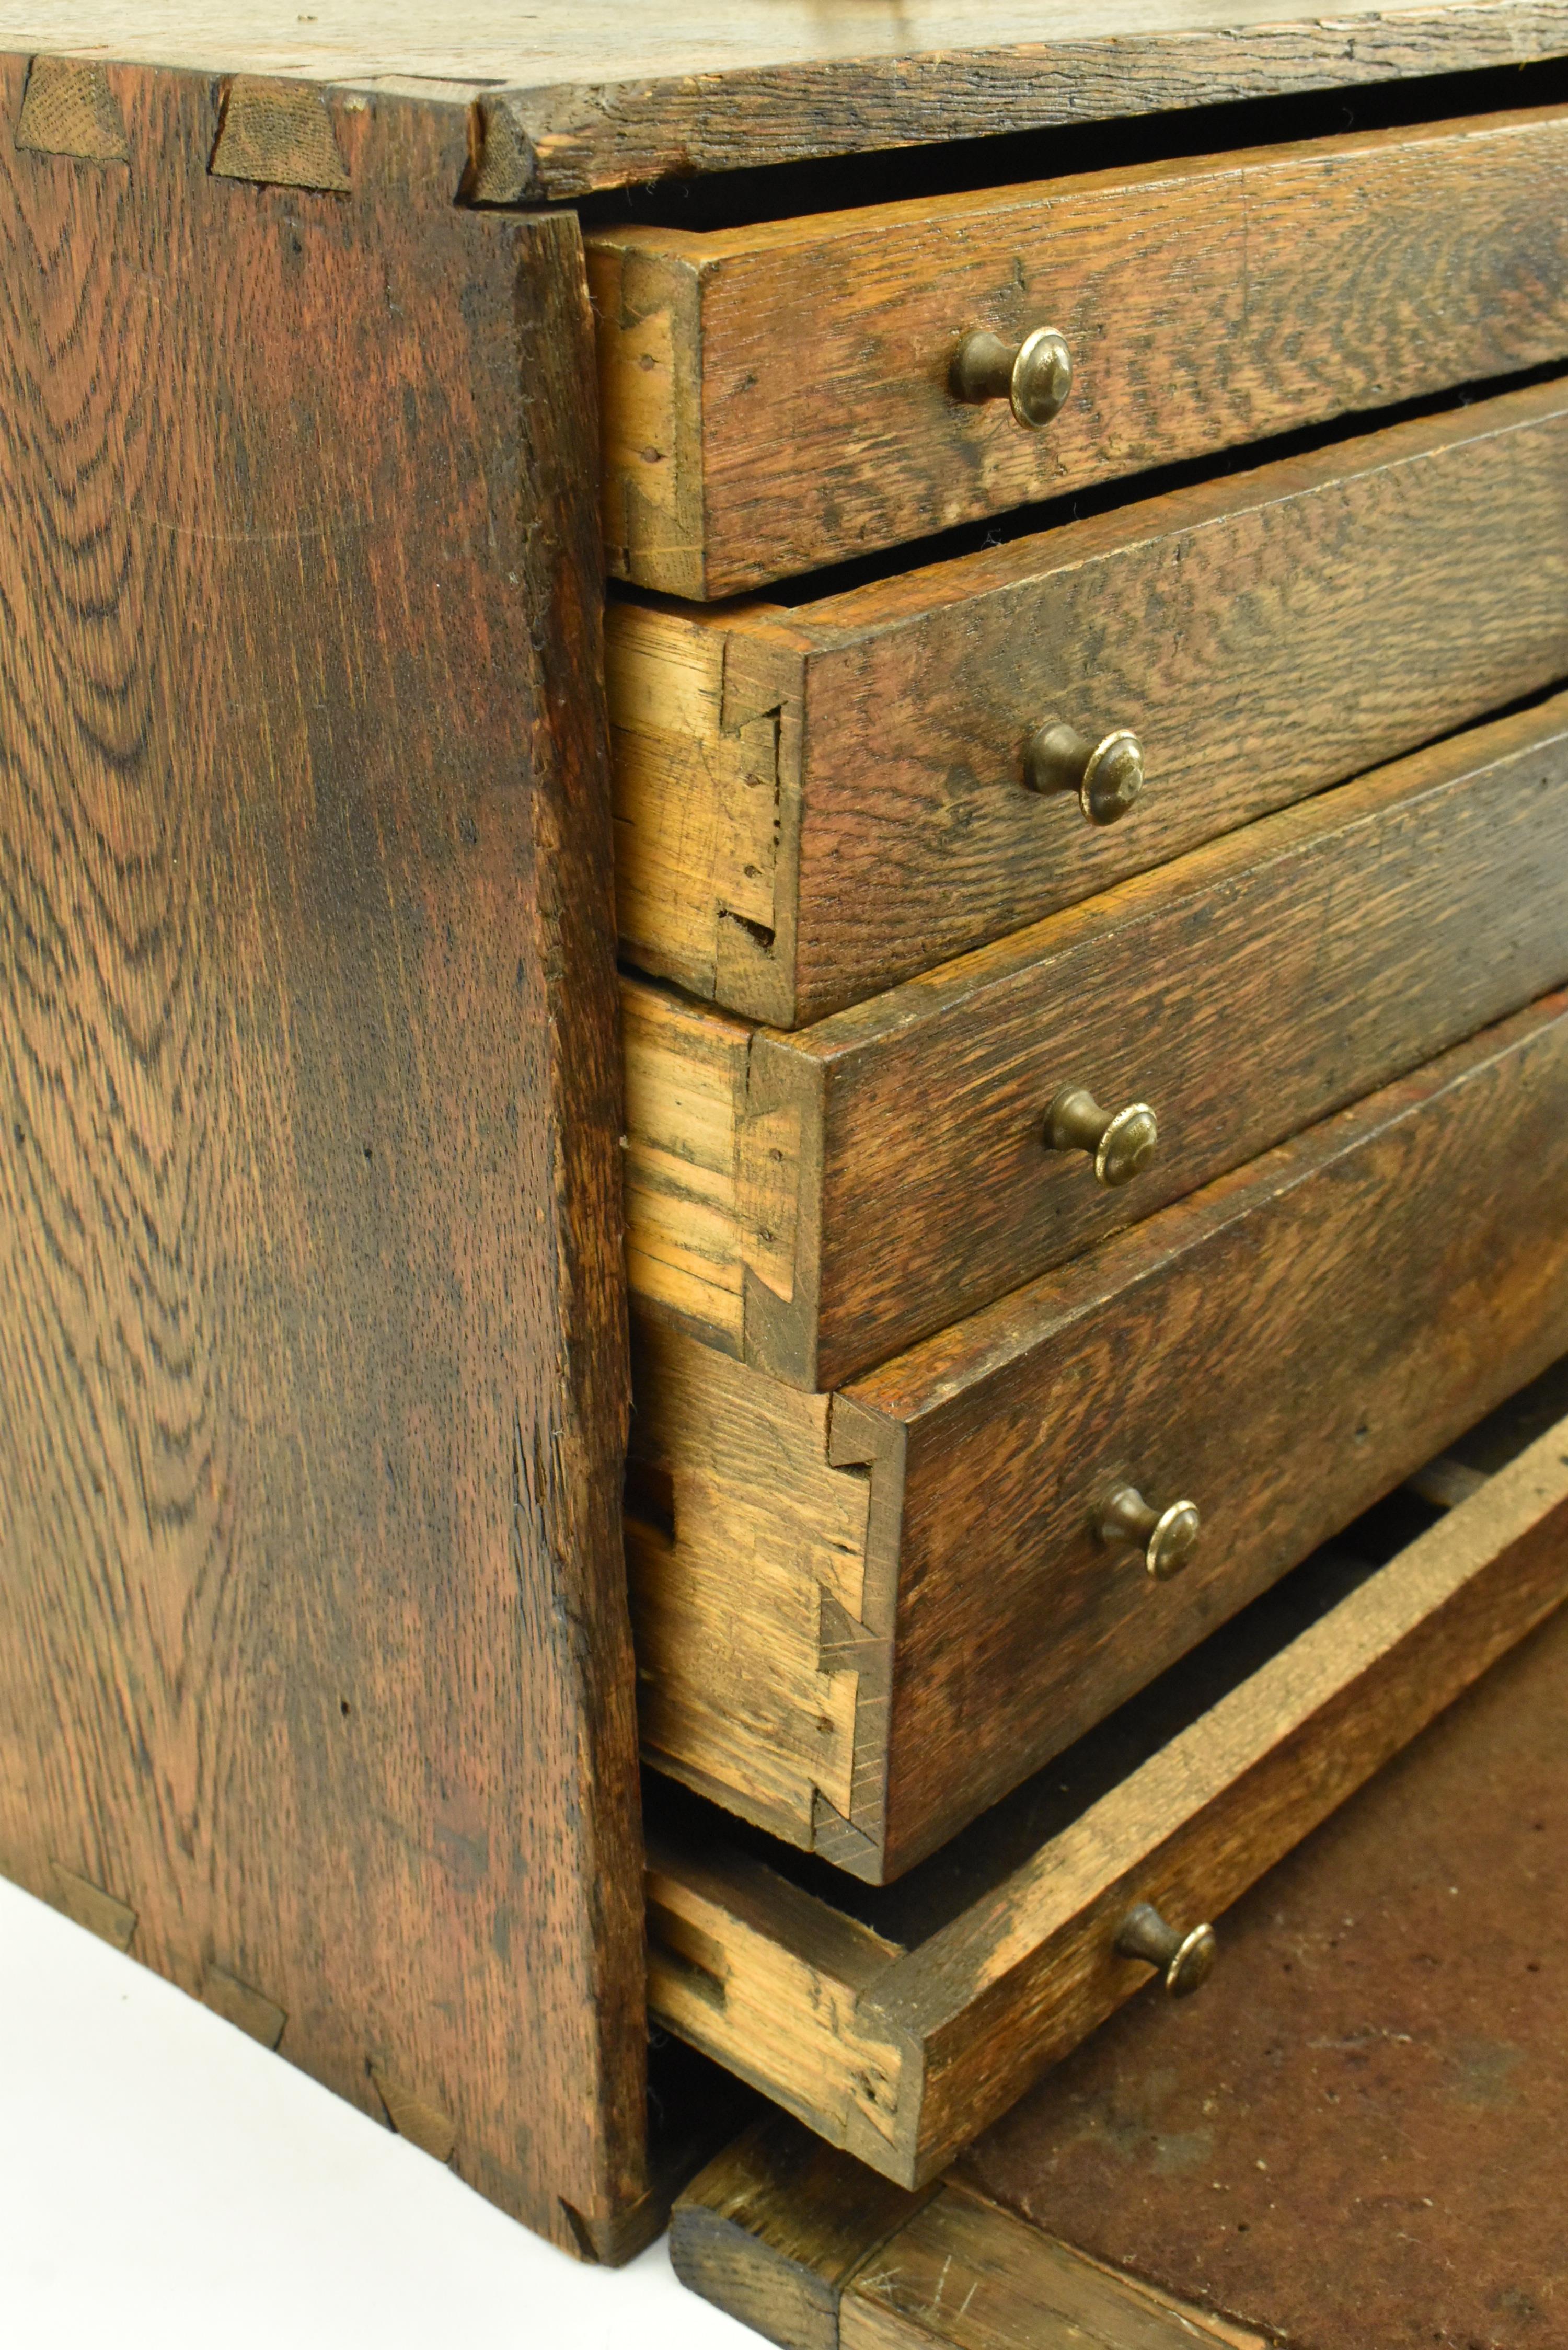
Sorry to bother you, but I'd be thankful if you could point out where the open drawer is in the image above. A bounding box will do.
[645,1369,1568,2190]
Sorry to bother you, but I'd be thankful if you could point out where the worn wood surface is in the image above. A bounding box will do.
[959,1565,1568,2350]
[649,1396,1568,2186]
[624,696,1568,1389]
[0,64,647,2254]
[672,2116,1263,2350]
[633,998,1568,1876]
[12,4,1568,198]
[610,378,1568,1024]
[591,105,1568,594]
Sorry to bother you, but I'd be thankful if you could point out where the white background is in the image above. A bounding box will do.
[0,1876,753,2348]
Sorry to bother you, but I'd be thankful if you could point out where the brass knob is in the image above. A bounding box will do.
[950,326,1073,428]
[1044,1086,1158,1188]
[1025,718,1144,825]
[1098,1481,1201,1580]
[1115,1901,1217,1998]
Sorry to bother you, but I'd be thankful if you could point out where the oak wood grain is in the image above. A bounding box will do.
[0,62,645,2254]
[634,998,1568,1876]
[649,1392,1568,2185]
[610,378,1568,1025]
[623,695,1568,1389]
[590,106,1568,594]
[14,4,1568,198]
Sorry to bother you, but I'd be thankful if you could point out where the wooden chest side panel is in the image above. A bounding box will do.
[0,64,644,2251]
[851,996,1568,1873]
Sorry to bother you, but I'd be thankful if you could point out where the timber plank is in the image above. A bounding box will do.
[590,106,1568,593]
[609,379,1568,1024]
[13,4,1568,198]
[649,1391,1568,2186]
[0,62,644,2253]
[633,997,1568,1874]
[622,694,1568,1388]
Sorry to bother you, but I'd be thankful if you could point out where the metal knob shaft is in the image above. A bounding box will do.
[1098,1481,1201,1580]
[1045,1086,1158,1189]
[1115,1901,1217,1998]
[950,326,1073,429]
[1025,718,1144,826]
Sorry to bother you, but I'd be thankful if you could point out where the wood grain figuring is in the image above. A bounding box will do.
[0,64,646,2254]
[622,695,1568,1388]
[609,378,1568,1023]
[590,106,1568,594]
[649,1397,1568,2186]
[672,2117,1267,2350]
[13,4,1568,197]
[633,998,1568,1876]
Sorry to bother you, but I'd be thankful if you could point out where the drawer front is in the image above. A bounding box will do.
[625,697,1568,1389]
[609,378,1568,1027]
[628,995,1568,1879]
[591,106,1568,597]
[646,1392,1568,2186]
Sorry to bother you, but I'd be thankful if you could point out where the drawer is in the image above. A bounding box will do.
[627,994,1568,1881]
[590,106,1568,597]
[645,1382,1568,2187]
[625,695,1568,1391]
[609,377,1568,1026]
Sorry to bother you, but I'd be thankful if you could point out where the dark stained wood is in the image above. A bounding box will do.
[0,63,646,2255]
[590,106,1568,595]
[634,997,1568,1875]
[625,695,1568,1389]
[609,378,1568,1025]
[648,1389,1568,2186]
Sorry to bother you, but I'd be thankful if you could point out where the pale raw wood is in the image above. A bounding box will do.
[627,1317,875,1850]
[621,980,753,1352]
[591,106,1568,593]
[633,997,1568,1876]
[609,380,1568,1024]
[11,4,1568,197]
[621,695,1568,1387]
[648,1400,1568,2186]
[209,73,351,188]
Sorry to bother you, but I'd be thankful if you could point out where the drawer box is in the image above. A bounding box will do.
[647,1387,1568,2187]
[590,106,1568,597]
[609,378,1568,1025]
[625,696,1568,1390]
[628,994,1568,1881]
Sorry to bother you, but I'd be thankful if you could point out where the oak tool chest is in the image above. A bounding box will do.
[2,0,1567,2287]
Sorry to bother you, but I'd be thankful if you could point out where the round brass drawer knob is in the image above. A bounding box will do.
[1025,718,1144,826]
[1098,1480,1201,1580]
[1115,1900,1217,1998]
[1044,1086,1158,1188]
[951,326,1073,428]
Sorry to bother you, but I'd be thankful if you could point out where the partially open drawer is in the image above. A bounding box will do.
[646,1376,1568,2190]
